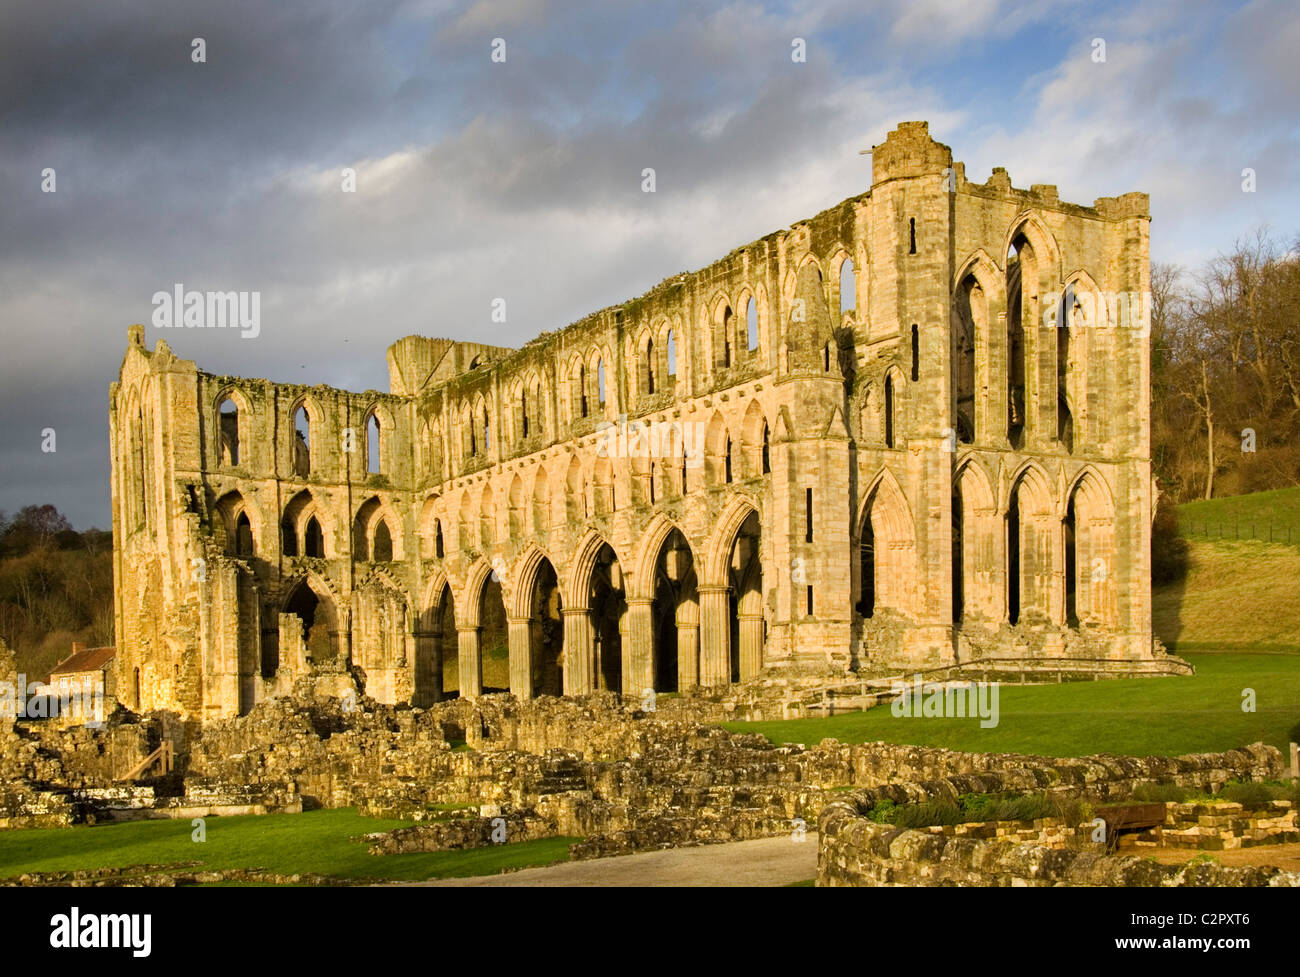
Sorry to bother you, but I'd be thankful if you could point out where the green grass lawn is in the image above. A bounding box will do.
[1176,485,1300,540]
[0,807,578,883]
[1153,539,1300,653]
[724,652,1300,757]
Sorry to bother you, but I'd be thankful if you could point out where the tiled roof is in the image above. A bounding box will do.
[49,646,116,675]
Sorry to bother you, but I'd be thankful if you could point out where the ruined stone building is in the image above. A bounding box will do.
[110,122,1168,721]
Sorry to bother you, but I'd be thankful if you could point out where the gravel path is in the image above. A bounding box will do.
[410,834,819,887]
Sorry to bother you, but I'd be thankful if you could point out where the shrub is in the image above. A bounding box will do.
[1220,781,1277,808]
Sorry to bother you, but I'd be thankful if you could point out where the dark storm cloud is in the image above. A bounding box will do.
[1,0,1297,528]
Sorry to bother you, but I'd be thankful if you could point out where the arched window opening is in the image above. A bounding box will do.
[911,324,919,382]
[1006,236,1030,449]
[840,259,856,315]
[596,359,607,407]
[724,437,733,483]
[761,421,770,475]
[482,408,491,455]
[823,342,832,372]
[373,520,393,562]
[1007,487,1021,625]
[292,406,311,477]
[579,365,589,418]
[952,485,964,624]
[667,329,677,377]
[304,516,325,559]
[649,461,657,505]
[909,218,917,254]
[858,517,875,618]
[954,276,979,445]
[722,307,733,368]
[218,397,239,466]
[235,511,253,557]
[645,338,656,395]
[1057,284,1075,452]
[434,519,445,559]
[521,389,530,439]
[884,375,896,449]
[366,412,381,474]
[1063,496,1078,626]
[281,514,298,557]
[746,297,758,352]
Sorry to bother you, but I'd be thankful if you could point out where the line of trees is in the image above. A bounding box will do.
[1151,229,1300,503]
[0,506,113,680]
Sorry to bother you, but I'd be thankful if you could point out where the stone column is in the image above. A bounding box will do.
[457,626,482,699]
[624,598,655,698]
[738,613,764,680]
[507,616,533,699]
[697,585,731,686]
[676,599,699,689]
[562,607,594,695]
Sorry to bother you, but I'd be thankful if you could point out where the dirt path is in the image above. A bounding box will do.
[411,835,819,887]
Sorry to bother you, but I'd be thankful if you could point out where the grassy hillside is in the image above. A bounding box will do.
[726,652,1300,756]
[1176,485,1300,543]
[1153,539,1300,652]
[1157,486,1300,653]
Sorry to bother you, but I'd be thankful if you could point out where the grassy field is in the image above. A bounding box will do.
[0,808,578,883]
[728,491,1300,755]
[1153,539,1300,652]
[725,651,1300,756]
[1176,485,1300,541]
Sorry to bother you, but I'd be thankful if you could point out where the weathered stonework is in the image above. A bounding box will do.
[818,807,1300,887]
[109,121,1169,721]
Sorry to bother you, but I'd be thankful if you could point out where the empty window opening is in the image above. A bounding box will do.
[667,329,677,377]
[579,365,588,417]
[952,486,964,624]
[366,413,381,474]
[746,297,758,352]
[761,421,770,474]
[281,514,298,557]
[304,516,325,558]
[434,519,445,559]
[858,518,875,617]
[218,397,239,466]
[1006,237,1029,449]
[840,259,856,315]
[1064,497,1077,627]
[909,218,916,254]
[372,519,393,562]
[235,511,253,557]
[806,585,814,616]
[521,391,530,439]
[292,406,311,477]
[884,376,896,448]
[1007,490,1021,625]
[910,324,919,382]
[482,408,491,454]
[724,436,733,483]
[645,339,655,395]
[722,306,733,368]
[805,488,814,542]
[597,359,607,407]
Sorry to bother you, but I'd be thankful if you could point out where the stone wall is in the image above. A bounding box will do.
[818,810,1300,887]
[109,120,1160,723]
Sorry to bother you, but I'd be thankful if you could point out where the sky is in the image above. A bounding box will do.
[1,0,1296,529]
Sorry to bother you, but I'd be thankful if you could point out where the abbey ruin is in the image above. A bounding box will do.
[109,121,1176,722]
